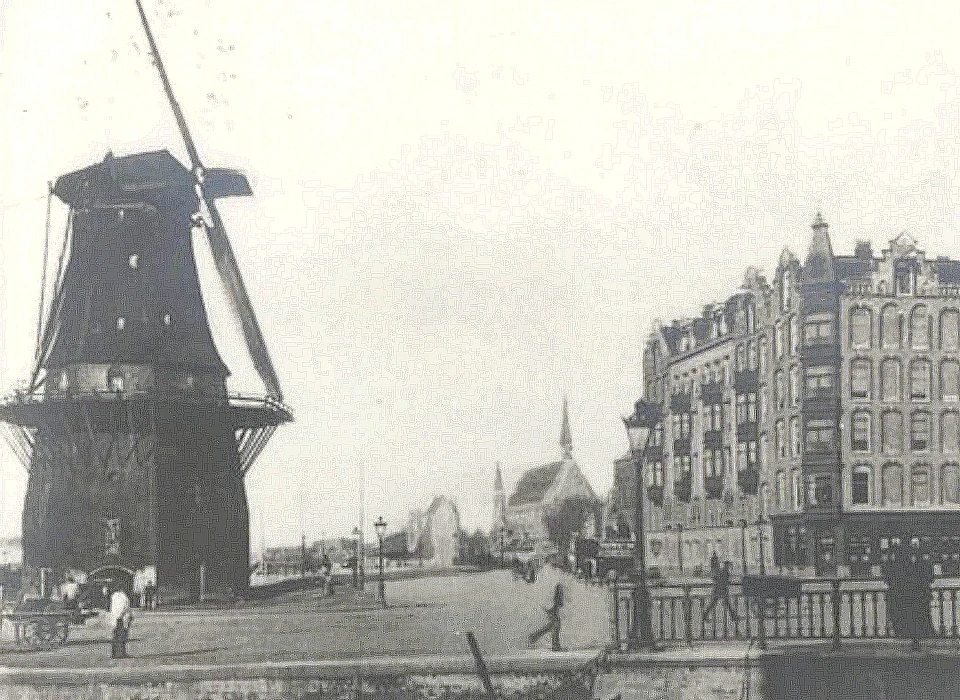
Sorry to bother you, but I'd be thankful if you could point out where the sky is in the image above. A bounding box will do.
[2,0,960,548]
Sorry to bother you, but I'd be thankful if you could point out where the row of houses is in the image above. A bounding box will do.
[491,217,960,580]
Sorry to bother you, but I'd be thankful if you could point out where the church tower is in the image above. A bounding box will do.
[491,462,506,534]
[559,395,573,459]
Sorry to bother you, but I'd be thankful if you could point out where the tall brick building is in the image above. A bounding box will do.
[612,214,960,577]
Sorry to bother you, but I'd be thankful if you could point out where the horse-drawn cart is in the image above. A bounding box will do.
[1,599,96,651]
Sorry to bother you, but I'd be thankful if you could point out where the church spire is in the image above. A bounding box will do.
[494,462,504,492]
[560,396,573,458]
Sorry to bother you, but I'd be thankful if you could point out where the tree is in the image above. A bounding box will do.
[544,497,600,559]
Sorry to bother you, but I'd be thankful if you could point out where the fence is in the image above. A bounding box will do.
[609,578,960,648]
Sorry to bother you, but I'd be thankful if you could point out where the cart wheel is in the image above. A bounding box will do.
[56,618,69,644]
[19,620,43,650]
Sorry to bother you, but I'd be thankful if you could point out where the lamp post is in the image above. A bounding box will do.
[623,398,659,651]
[374,516,387,608]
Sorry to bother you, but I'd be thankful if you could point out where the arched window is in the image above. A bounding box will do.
[942,464,960,504]
[881,359,902,402]
[911,411,931,451]
[790,315,800,355]
[791,469,803,511]
[851,412,872,452]
[852,466,871,505]
[882,464,904,506]
[736,345,745,372]
[942,360,960,402]
[882,411,903,454]
[911,359,931,401]
[912,466,931,506]
[943,412,960,454]
[790,416,801,456]
[941,309,960,351]
[881,305,902,349]
[911,305,931,349]
[850,307,872,349]
[851,359,872,400]
[776,420,786,458]
[758,338,767,374]
[775,371,786,409]
[789,365,800,406]
[776,471,786,509]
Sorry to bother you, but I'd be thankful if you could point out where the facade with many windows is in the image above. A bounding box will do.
[612,216,960,578]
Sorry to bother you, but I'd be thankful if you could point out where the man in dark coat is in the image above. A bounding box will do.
[528,583,565,650]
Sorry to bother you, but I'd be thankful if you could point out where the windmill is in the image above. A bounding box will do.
[0,1,292,599]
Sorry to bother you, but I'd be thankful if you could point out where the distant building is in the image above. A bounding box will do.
[497,398,601,556]
[407,496,462,568]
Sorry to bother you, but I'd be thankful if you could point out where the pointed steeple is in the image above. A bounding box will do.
[560,396,573,459]
[494,462,504,492]
[802,212,837,284]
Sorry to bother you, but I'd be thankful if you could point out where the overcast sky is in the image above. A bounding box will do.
[2,1,960,547]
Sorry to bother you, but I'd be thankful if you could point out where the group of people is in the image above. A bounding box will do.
[55,576,141,659]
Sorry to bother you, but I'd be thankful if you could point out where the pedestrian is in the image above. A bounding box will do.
[61,576,80,612]
[528,582,564,651]
[702,560,739,623]
[142,581,156,611]
[903,539,935,650]
[108,586,134,659]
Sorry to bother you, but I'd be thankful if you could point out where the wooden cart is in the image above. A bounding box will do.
[2,599,95,651]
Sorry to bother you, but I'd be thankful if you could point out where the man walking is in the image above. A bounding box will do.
[528,582,565,651]
[702,560,739,623]
[108,586,134,659]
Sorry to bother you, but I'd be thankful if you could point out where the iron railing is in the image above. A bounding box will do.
[609,578,960,648]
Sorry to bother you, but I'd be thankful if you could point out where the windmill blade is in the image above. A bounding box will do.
[134,0,284,402]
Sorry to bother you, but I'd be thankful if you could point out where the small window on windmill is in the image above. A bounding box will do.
[128,254,139,269]
[117,316,126,331]
[163,313,172,327]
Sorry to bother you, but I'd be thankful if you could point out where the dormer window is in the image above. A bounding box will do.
[896,262,914,295]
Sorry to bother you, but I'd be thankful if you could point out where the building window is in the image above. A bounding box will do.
[737,394,747,423]
[941,309,960,351]
[737,443,747,471]
[805,318,833,345]
[116,316,126,331]
[850,307,872,349]
[758,338,766,374]
[943,412,960,454]
[911,359,931,401]
[791,469,803,511]
[881,359,902,402]
[790,316,800,355]
[747,341,758,371]
[943,464,960,504]
[880,305,902,349]
[810,475,833,507]
[776,322,786,358]
[776,420,786,458]
[912,468,930,506]
[128,254,139,269]
[911,411,931,451]
[681,455,691,474]
[882,464,904,506]
[852,469,871,505]
[806,366,834,397]
[805,420,835,453]
[910,305,930,349]
[748,441,758,468]
[942,360,960,402]
[789,366,800,406]
[852,412,872,452]
[790,416,801,457]
[747,393,758,422]
[851,359,872,400]
[682,413,691,438]
[736,345,745,372]
[775,371,786,409]
[776,471,786,509]
[882,411,903,454]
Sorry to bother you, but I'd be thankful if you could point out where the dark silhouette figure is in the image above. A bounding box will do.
[702,559,739,623]
[528,583,564,650]
[883,541,935,650]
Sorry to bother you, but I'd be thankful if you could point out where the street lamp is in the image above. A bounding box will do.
[623,398,659,651]
[374,516,387,608]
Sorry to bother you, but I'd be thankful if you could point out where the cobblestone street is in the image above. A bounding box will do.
[0,569,611,667]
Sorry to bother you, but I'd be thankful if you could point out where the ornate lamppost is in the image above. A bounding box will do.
[374,516,388,608]
[622,398,660,651]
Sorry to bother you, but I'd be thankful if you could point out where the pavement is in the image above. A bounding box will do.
[0,567,613,668]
